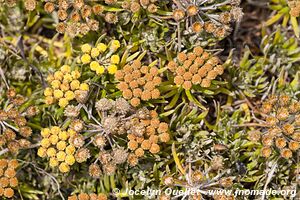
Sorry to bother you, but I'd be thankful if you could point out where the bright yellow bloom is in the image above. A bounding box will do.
[40,138,51,148]
[58,98,69,108]
[65,145,76,155]
[47,74,55,83]
[65,155,75,165]
[47,147,57,157]
[56,141,67,150]
[51,80,61,89]
[65,90,75,100]
[67,129,76,137]
[80,83,89,91]
[60,82,70,91]
[95,65,105,75]
[90,61,100,71]
[81,54,91,64]
[60,65,71,74]
[53,89,64,99]
[59,131,69,141]
[97,43,107,52]
[71,70,81,79]
[51,126,61,135]
[57,151,66,161]
[37,147,47,158]
[54,71,64,81]
[41,128,51,138]
[110,40,120,51]
[49,157,59,167]
[44,87,53,96]
[110,55,120,64]
[70,80,80,90]
[63,73,73,82]
[44,96,54,105]
[91,48,100,58]
[81,43,92,53]
[59,162,70,173]
[49,134,59,145]
[108,64,118,74]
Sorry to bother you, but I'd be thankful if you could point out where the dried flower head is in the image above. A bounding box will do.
[89,163,101,178]
[170,1,242,38]
[24,0,36,11]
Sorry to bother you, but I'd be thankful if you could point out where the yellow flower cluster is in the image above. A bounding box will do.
[167,46,224,90]
[172,4,242,38]
[38,126,78,173]
[79,40,121,75]
[44,65,89,108]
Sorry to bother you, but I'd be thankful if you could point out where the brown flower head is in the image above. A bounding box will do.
[167,47,223,89]
[115,61,162,107]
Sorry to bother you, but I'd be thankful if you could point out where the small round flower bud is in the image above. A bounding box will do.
[192,22,203,33]
[75,148,90,163]
[281,148,293,159]
[173,9,185,21]
[59,162,70,173]
[127,153,138,166]
[262,134,273,146]
[3,188,14,198]
[93,4,104,15]
[247,130,261,142]
[147,4,157,13]
[275,138,286,149]
[261,146,272,158]
[134,148,144,157]
[282,123,294,135]
[149,143,160,154]
[24,0,37,11]
[130,2,141,13]
[104,12,118,24]
[187,5,198,16]
[56,22,66,34]
[289,141,300,151]
[89,163,101,178]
